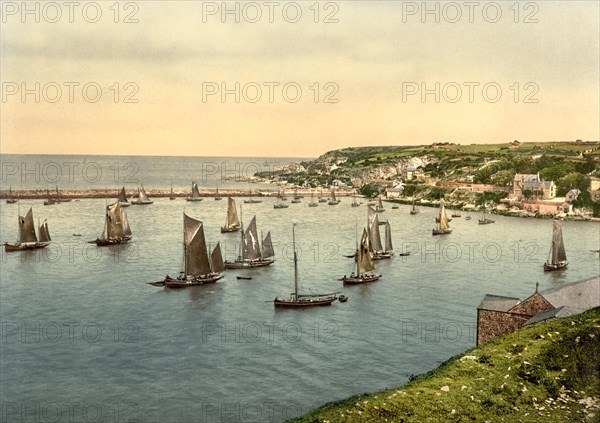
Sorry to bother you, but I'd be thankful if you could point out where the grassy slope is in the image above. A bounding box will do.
[290,308,600,422]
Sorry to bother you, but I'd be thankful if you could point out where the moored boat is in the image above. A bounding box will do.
[543,221,568,271]
[224,215,274,269]
[186,181,203,202]
[221,197,241,233]
[90,201,132,246]
[432,200,452,235]
[4,208,50,252]
[131,185,153,205]
[342,227,381,285]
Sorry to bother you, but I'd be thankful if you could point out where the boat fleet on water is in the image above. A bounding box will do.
[4,183,574,306]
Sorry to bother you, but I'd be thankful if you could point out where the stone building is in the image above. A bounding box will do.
[513,173,556,200]
[476,276,600,346]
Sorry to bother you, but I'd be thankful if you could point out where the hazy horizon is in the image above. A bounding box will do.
[2,1,599,156]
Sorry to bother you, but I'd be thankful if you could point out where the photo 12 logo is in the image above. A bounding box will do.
[1,402,139,423]
[1,82,139,104]
[401,82,539,104]
[1,1,140,23]
[202,82,339,104]
[201,1,339,24]
[400,1,539,24]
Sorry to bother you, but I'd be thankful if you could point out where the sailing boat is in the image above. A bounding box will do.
[308,192,318,207]
[4,208,51,251]
[90,201,132,246]
[54,185,71,202]
[132,185,153,205]
[342,227,381,284]
[291,188,301,203]
[156,213,224,288]
[328,190,340,205]
[368,206,392,260]
[224,216,274,269]
[169,183,176,200]
[244,185,262,204]
[410,200,419,215]
[118,186,130,207]
[274,191,289,209]
[351,194,359,207]
[186,181,203,202]
[274,224,338,307]
[375,197,385,213]
[543,221,568,271]
[221,197,241,233]
[43,189,57,206]
[432,200,452,235]
[214,186,222,201]
[6,187,18,204]
[318,189,327,203]
[478,208,495,225]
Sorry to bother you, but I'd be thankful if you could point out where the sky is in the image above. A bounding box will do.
[1,0,599,157]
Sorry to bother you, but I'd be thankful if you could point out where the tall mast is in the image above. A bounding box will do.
[293,224,298,298]
[355,221,360,276]
[239,204,244,260]
[182,212,187,275]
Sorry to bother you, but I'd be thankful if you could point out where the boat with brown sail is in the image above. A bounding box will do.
[478,209,495,225]
[118,186,131,207]
[90,201,132,246]
[224,215,274,269]
[6,187,18,204]
[375,197,385,213]
[328,190,340,205]
[342,227,381,285]
[4,208,51,252]
[543,221,568,271]
[221,197,241,233]
[151,213,224,288]
[274,224,338,308]
[410,200,419,215]
[432,200,452,235]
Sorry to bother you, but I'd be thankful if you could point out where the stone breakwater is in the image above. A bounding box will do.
[0,188,357,199]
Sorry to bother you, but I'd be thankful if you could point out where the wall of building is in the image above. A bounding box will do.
[476,309,530,346]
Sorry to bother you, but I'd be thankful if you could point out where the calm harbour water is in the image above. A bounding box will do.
[1,155,599,422]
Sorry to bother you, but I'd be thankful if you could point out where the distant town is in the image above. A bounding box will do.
[250,140,600,219]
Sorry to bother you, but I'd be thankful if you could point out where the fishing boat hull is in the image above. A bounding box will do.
[308,203,318,207]
[478,219,495,225]
[163,273,223,288]
[244,200,262,204]
[119,202,131,207]
[392,206,399,209]
[432,229,452,236]
[274,295,337,308]
[186,198,203,202]
[224,258,274,269]
[274,204,289,209]
[4,242,49,252]
[92,237,131,246]
[214,197,223,201]
[291,200,301,204]
[410,210,419,215]
[351,203,360,207]
[6,199,18,204]
[543,261,568,272]
[338,295,348,302]
[372,252,393,260]
[131,201,153,205]
[220,226,241,233]
[451,214,461,218]
[342,274,381,285]
[435,217,452,222]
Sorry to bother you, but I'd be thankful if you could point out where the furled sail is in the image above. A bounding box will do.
[106,201,125,239]
[19,208,38,243]
[118,187,128,202]
[368,206,383,252]
[331,191,337,202]
[262,231,274,259]
[226,197,240,229]
[358,228,375,274]
[38,219,51,242]
[211,242,225,272]
[438,201,450,230]
[184,214,211,276]
[243,217,261,260]
[191,181,201,198]
[551,221,567,264]
[385,221,393,252]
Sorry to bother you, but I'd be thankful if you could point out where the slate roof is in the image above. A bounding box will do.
[540,275,600,316]
[478,294,521,312]
[523,306,568,326]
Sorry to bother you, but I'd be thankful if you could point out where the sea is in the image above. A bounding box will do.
[1,154,599,423]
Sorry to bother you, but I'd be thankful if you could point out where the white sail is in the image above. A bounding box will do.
[226,197,240,229]
[438,201,450,230]
[106,201,125,239]
[551,221,567,264]
[138,185,151,202]
[39,219,51,242]
[191,181,201,198]
[385,221,393,252]
[368,206,383,252]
